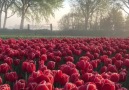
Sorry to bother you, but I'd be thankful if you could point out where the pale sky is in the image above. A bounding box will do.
[3,0,70,30]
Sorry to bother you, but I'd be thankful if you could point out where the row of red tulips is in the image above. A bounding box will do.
[0,38,129,90]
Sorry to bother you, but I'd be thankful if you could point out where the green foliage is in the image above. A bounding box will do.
[59,12,85,30]
[100,8,125,31]
[59,1,125,32]
[59,0,113,30]
[27,0,63,22]
[12,0,64,29]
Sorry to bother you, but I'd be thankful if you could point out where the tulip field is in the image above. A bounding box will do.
[1,38,129,90]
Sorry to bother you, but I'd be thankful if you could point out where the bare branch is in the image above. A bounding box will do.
[7,11,16,18]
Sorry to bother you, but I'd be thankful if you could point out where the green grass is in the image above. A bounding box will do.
[0,35,92,39]
[0,29,128,39]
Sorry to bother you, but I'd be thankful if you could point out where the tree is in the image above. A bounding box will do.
[70,0,110,30]
[3,0,15,29]
[90,0,112,30]
[59,14,71,30]
[100,8,124,31]
[0,0,6,29]
[125,15,129,30]
[13,0,64,30]
[59,0,112,31]
[112,0,129,14]
[100,15,113,31]
[59,12,84,30]
[111,8,124,31]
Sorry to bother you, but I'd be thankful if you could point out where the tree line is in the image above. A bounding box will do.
[0,0,64,30]
[59,0,129,31]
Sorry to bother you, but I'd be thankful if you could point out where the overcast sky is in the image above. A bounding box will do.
[2,0,70,30]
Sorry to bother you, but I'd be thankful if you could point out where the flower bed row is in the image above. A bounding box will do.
[0,38,129,90]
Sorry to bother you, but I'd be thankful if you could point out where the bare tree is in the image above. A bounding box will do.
[113,0,129,14]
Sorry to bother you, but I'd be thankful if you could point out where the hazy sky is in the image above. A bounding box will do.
[3,0,70,30]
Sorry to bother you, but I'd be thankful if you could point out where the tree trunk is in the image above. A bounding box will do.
[0,11,2,29]
[20,13,25,30]
[84,8,90,30]
[3,11,7,29]
[20,3,25,30]
[85,15,89,30]
[95,11,98,30]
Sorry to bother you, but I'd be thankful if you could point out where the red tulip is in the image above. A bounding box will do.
[101,79,115,90]
[5,72,18,82]
[53,70,63,83]
[93,75,103,90]
[101,73,110,79]
[54,51,62,56]
[100,66,107,73]
[81,73,93,82]
[31,70,54,84]
[53,56,61,62]
[28,52,35,59]
[47,53,54,60]
[35,50,41,58]
[0,63,10,74]
[47,61,55,70]
[35,81,52,90]
[114,60,123,70]
[66,61,76,68]
[13,59,20,66]
[119,72,127,82]
[124,59,129,68]
[70,73,80,83]
[66,49,73,56]
[60,73,69,86]
[39,65,47,72]
[100,55,108,62]
[74,80,84,86]
[110,73,119,82]
[41,54,47,61]
[0,84,10,90]
[60,65,71,75]
[13,79,26,90]
[22,61,36,73]
[104,58,112,66]
[0,77,2,85]
[41,48,47,54]
[26,82,37,90]
[4,57,13,66]
[76,60,90,70]
[79,56,90,61]
[90,60,98,69]
[86,82,97,90]
[94,53,99,59]
[64,83,77,90]
[85,52,94,60]
[107,64,117,73]
[74,49,82,55]
[34,74,50,84]
[65,56,74,62]
[28,70,43,83]
[115,53,122,60]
